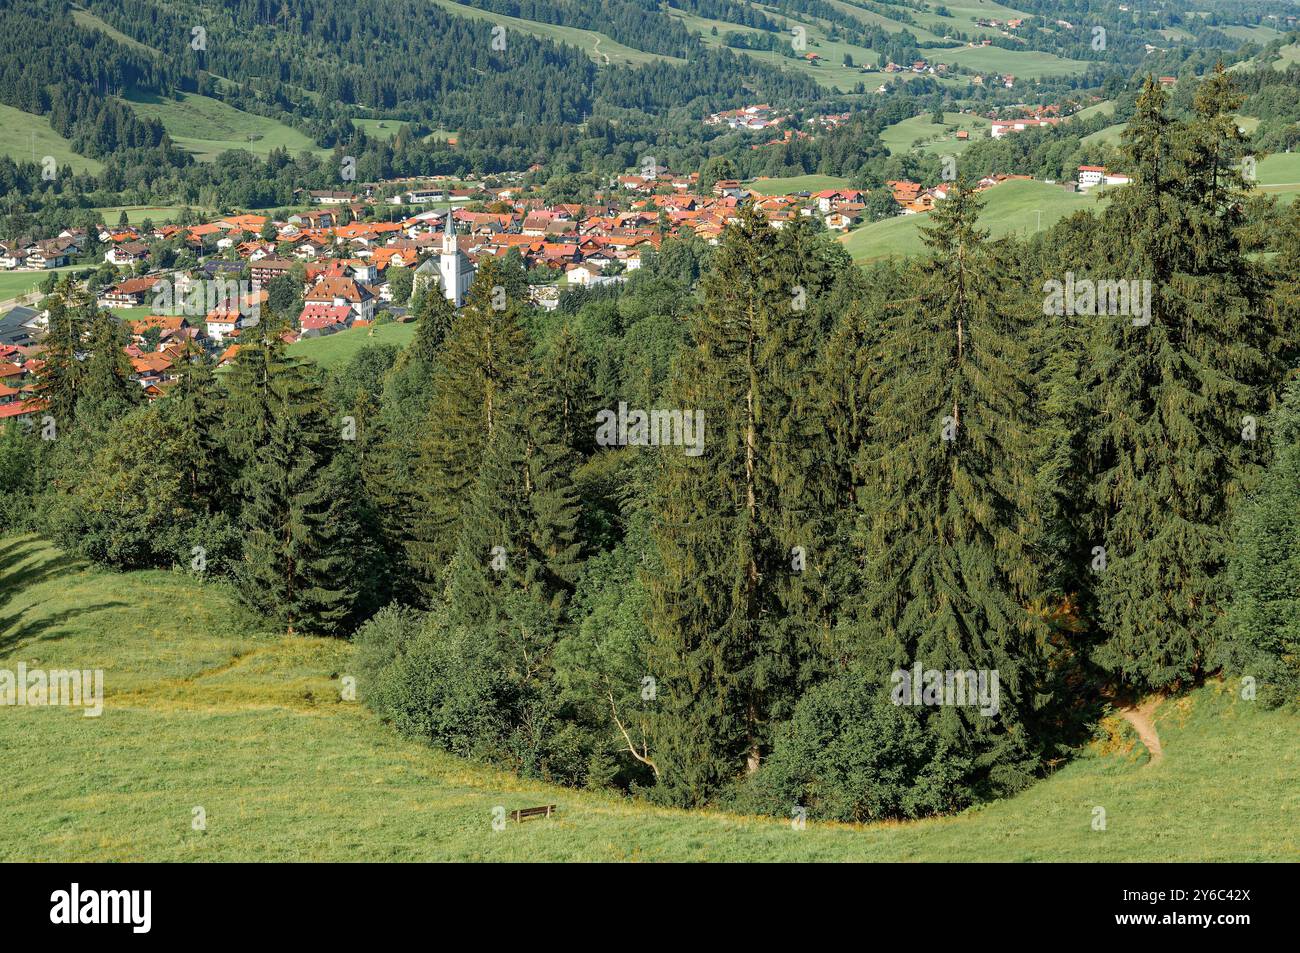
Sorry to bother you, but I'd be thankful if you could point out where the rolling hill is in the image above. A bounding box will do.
[431,0,677,66]
[287,321,420,369]
[120,91,326,162]
[841,178,1108,261]
[1,534,1294,861]
[880,111,992,155]
[0,102,103,175]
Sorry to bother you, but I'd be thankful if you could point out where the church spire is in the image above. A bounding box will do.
[441,208,458,257]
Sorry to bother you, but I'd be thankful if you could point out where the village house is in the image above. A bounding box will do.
[309,190,355,205]
[98,276,164,309]
[990,117,1060,138]
[303,275,376,323]
[0,307,43,347]
[104,241,151,267]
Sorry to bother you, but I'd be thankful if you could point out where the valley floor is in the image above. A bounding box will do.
[1,535,1295,862]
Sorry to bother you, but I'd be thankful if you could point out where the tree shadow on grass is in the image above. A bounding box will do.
[0,537,121,658]
[0,602,129,658]
[0,537,86,604]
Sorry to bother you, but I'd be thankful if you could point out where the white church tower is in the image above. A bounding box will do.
[438,210,473,307]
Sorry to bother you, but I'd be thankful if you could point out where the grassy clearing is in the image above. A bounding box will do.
[95,205,200,226]
[120,91,325,162]
[842,179,1107,261]
[672,0,1085,90]
[0,103,103,176]
[69,5,156,55]
[747,174,851,195]
[880,111,991,155]
[670,7,957,91]
[0,534,1295,862]
[288,321,419,370]
[1081,122,1125,148]
[1075,100,1116,121]
[1253,152,1300,204]
[429,0,673,66]
[0,266,87,303]
[928,45,1089,79]
[352,118,408,140]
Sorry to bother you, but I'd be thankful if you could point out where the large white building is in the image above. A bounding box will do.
[437,212,473,307]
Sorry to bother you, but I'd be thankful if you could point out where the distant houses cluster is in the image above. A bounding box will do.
[0,104,1137,427]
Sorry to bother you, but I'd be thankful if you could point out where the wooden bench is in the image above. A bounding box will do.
[509,805,556,823]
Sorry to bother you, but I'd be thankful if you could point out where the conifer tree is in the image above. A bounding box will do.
[409,257,529,593]
[646,203,835,805]
[540,322,599,458]
[34,280,91,427]
[360,291,458,592]
[234,355,356,635]
[1226,375,1300,706]
[1086,74,1278,690]
[77,311,141,431]
[162,350,233,515]
[851,181,1049,789]
[222,329,285,474]
[1027,213,1106,606]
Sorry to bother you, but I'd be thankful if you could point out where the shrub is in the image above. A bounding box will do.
[743,670,973,823]
[354,605,591,783]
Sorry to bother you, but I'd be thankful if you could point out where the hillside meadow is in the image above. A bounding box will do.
[287,321,419,370]
[841,178,1109,262]
[1,535,1294,862]
[0,103,102,175]
[120,91,325,162]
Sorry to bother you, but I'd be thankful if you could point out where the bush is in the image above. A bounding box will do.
[741,670,973,823]
[354,605,591,784]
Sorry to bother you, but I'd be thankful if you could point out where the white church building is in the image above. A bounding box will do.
[415,211,474,306]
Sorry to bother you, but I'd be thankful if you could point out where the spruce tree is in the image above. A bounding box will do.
[646,203,835,805]
[359,291,458,599]
[1086,74,1278,691]
[447,361,583,634]
[77,311,141,431]
[1226,375,1300,706]
[222,329,286,476]
[34,280,91,427]
[851,180,1049,790]
[409,257,529,593]
[234,355,356,636]
[540,322,599,458]
[162,351,233,515]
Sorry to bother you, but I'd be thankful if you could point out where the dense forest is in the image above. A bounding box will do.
[4,71,1297,821]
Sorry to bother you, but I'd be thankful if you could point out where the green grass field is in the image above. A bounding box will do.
[0,103,103,176]
[747,174,851,195]
[430,0,673,66]
[880,112,991,155]
[1253,152,1300,204]
[1075,100,1116,121]
[669,7,957,91]
[95,205,200,226]
[842,179,1108,261]
[288,321,419,369]
[0,534,1295,861]
[0,266,85,303]
[352,118,408,140]
[1081,122,1125,149]
[69,5,156,55]
[120,91,326,162]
